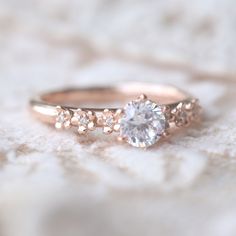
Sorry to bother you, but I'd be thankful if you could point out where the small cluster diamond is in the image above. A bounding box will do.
[171,99,201,127]
[71,109,96,134]
[55,106,72,129]
[119,98,167,148]
[98,109,122,134]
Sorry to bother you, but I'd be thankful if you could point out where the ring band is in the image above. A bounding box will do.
[30,83,202,148]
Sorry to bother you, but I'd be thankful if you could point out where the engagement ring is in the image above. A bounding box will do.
[30,83,201,148]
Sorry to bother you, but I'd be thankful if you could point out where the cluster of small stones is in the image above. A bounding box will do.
[96,109,123,134]
[55,106,122,135]
[55,106,72,130]
[166,99,202,128]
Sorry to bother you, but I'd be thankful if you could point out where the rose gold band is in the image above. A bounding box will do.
[30,83,201,147]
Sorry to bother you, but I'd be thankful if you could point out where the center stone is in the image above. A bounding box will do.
[119,99,167,148]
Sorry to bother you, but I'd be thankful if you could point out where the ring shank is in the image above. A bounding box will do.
[30,83,193,124]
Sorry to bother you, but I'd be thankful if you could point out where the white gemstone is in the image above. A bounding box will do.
[120,99,166,148]
[73,111,90,126]
[105,116,115,127]
[55,109,71,129]
[56,112,65,124]
[79,116,89,126]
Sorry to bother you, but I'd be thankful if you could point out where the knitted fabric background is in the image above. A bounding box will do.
[0,1,235,236]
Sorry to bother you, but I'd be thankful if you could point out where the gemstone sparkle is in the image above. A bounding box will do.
[119,99,167,148]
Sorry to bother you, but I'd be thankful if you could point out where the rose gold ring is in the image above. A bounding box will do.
[30,82,202,148]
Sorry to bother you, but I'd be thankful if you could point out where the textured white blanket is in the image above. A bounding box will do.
[0,1,235,236]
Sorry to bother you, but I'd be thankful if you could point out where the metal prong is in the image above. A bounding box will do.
[162,131,170,138]
[71,116,78,126]
[115,109,123,116]
[162,105,169,113]
[64,121,71,129]
[78,126,87,135]
[87,111,95,119]
[96,117,103,126]
[113,124,120,132]
[88,122,95,131]
[55,122,62,129]
[117,136,126,142]
[103,127,112,134]
[185,103,193,110]
[139,94,147,100]
[176,102,183,110]
[56,106,62,112]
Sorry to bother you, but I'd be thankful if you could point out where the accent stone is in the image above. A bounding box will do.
[55,108,71,129]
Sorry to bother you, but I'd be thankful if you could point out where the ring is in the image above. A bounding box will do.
[30,83,202,148]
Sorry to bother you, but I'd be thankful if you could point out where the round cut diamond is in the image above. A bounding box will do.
[55,108,71,129]
[120,99,167,148]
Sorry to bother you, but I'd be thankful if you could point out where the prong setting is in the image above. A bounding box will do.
[71,109,96,135]
[119,96,167,148]
[139,94,147,100]
[117,136,126,142]
[55,106,72,130]
[99,109,123,134]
